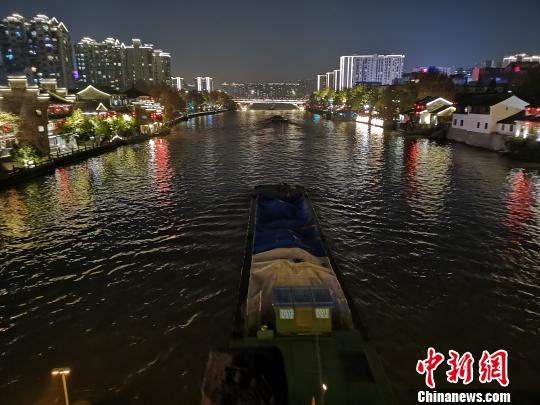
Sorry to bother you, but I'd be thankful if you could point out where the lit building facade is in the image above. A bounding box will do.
[0,13,74,88]
[339,54,405,88]
[0,75,52,155]
[125,39,154,86]
[317,74,328,91]
[75,37,127,91]
[75,37,172,90]
[218,82,247,97]
[326,71,335,90]
[0,14,31,80]
[451,93,528,135]
[329,69,340,90]
[152,50,172,85]
[263,83,299,98]
[196,76,213,92]
[219,82,302,99]
[502,53,540,67]
[317,70,339,91]
[171,77,185,90]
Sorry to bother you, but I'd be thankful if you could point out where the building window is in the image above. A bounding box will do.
[477,122,480,129]
[460,120,464,127]
[510,125,514,132]
[502,124,505,131]
[484,123,488,130]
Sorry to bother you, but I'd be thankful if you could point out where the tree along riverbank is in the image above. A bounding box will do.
[0,110,227,190]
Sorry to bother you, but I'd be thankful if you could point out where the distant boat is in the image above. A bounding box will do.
[269,115,289,123]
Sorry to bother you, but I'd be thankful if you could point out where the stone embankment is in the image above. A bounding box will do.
[446,128,509,152]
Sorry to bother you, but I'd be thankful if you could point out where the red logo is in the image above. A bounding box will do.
[416,347,445,389]
[417,349,509,388]
[446,350,474,385]
[479,350,509,387]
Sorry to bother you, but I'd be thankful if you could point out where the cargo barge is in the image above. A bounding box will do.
[202,184,394,404]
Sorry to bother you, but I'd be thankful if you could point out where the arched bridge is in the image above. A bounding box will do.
[233,98,307,111]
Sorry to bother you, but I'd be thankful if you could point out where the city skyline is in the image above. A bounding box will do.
[1,0,539,83]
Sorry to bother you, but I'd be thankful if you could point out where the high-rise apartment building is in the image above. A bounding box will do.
[0,13,74,87]
[317,70,340,91]
[195,76,213,92]
[328,69,340,90]
[0,13,174,91]
[326,71,335,90]
[152,50,172,85]
[317,74,328,91]
[0,14,29,79]
[339,54,405,88]
[171,77,185,90]
[75,37,172,90]
[125,39,155,86]
[75,37,127,91]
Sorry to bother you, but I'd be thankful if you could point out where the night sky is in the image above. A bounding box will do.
[1,0,539,83]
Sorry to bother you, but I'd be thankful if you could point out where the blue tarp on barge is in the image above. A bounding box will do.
[253,193,326,257]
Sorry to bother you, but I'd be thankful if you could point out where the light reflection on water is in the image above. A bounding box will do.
[0,111,539,404]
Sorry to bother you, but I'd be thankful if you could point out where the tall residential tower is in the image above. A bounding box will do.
[195,76,213,92]
[339,54,405,88]
[75,37,127,91]
[0,13,74,87]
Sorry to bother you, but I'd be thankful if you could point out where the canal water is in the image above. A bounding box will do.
[1,111,539,404]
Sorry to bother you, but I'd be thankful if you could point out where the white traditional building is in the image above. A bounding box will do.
[497,105,540,139]
[413,96,455,126]
[451,93,529,134]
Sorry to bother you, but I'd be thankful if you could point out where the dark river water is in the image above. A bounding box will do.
[1,111,539,404]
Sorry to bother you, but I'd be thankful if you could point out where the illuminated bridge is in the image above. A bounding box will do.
[233,98,307,111]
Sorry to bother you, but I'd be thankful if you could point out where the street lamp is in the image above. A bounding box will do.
[51,367,71,405]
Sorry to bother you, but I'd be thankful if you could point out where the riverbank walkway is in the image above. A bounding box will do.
[0,109,227,190]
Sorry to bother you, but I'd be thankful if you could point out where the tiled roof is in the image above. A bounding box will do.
[430,105,455,114]
[415,96,437,105]
[47,91,73,104]
[76,85,111,101]
[497,111,526,124]
[455,92,514,107]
